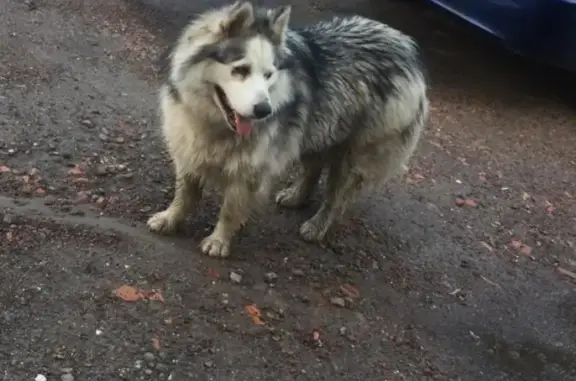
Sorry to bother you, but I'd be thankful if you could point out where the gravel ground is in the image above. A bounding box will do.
[1,0,575,380]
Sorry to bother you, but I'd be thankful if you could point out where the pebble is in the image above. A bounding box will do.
[203,360,214,368]
[61,374,74,381]
[264,272,278,282]
[291,268,305,277]
[229,271,242,284]
[80,119,94,128]
[94,165,108,176]
[2,214,18,224]
[43,195,57,205]
[330,297,346,308]
[143,352,155,362]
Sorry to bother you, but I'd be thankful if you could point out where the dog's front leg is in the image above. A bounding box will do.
[201,181,257,258]
[148,168,203,234]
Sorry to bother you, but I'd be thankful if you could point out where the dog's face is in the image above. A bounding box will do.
[182,2,291,136]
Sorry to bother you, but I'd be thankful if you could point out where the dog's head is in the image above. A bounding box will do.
[176,1,292,136]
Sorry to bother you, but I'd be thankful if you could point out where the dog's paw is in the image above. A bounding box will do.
[201,234,231,258]
[275,186,306,208]
[299,218,327,242]
[147,210,180,234]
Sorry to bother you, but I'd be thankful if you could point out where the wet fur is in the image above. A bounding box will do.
[148,1,429,257]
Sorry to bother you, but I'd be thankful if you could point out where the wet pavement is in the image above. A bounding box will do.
[1,0,575,380]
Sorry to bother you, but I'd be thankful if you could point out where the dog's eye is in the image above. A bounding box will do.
[264,71,273,80]
[231,65,251,78]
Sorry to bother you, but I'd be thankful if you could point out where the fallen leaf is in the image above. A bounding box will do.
[413,173,425,180]
[146,290,165,303]
[0,165,10,173]
[21,175,30,183]
[509,239,523,250]
[68,166,84,176]
[245,304,265,325]
[544,201,556,214]
[520,245,532,256]
[464,199,478,207]
[456,198,478,208]
[35,188,46,195]
[151,337,161,350]
[340,284,360,299]
[113,285,144,302]
[207,268,220,278]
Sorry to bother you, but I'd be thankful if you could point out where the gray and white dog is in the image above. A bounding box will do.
[147,1,428,257]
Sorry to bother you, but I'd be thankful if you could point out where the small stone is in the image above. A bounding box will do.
[330,297,346,308]
[80,119,94,128]
[2,214,19,225]
[229,272,242,284]
[115,137,126,143]
[61,374,74,381]
[26,0,38,11]
[203,360,214,368]
[144,369,153,375]
[264,272,278,282]
[143,352,155,362]
[291,269,305,277]
[94,165,108,176]
[75,191,90,205]
[508,350,520,360]
[155,363,167,371]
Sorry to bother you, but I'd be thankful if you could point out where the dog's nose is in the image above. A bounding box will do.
[252,102,272,119]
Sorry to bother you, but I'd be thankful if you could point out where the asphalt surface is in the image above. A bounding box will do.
[1,0,575,380]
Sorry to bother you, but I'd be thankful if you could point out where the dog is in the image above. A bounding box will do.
[147,1,428,257]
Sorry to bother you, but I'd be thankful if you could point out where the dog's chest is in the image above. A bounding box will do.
[172,126,296,181]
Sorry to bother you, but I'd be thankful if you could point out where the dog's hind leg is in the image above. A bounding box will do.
[201,181,261,258]
[275,155,323,208]
[299,155,364,242]
[147,166,203,234]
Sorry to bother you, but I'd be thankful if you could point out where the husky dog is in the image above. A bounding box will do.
[147,1,428,257]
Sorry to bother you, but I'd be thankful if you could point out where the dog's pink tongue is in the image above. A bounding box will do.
[234,113,253,136]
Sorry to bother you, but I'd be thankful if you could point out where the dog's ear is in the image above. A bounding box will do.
[269,5,291,44]
[221,1,255,37]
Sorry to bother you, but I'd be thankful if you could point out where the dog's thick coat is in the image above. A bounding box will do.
[147,1,429,257]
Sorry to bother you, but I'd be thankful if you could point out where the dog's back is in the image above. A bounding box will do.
[286,16,427,151]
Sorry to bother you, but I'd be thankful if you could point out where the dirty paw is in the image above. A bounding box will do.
[275,186,307,208]
[201,234,231,257]
[147,210,181,234]
[299,218,328,242]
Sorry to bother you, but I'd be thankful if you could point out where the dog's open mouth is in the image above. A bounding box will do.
[214,85,253,136]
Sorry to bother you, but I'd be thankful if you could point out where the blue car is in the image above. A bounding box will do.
[426,0,576,71]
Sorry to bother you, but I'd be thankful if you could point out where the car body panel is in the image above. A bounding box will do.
[427,0,576,71]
